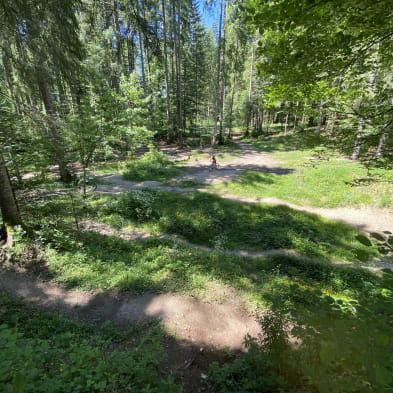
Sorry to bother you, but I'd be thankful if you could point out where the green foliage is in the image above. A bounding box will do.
[214,132,393,209]
[0,294,180,393]
[210,263,393,393]
[112,190,160,222]
[123,149,184,182]
[105,190,380,262]
[241,0,393,160]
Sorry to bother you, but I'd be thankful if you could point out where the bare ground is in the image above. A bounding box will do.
[0,266,260,351]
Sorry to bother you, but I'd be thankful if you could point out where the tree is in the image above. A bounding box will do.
[241,0,393,158]
[0,150,25,247]
[0,0,84,181]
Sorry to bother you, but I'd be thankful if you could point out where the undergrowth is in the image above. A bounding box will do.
[100,190,380,262]
[0,293,179,393]
[123,149,184,182]
[210,264,393,393]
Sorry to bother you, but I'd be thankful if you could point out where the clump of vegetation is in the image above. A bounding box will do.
[104,190,380,262]
[0,294,180,393]
[123,149,184,182]
[112,189,160,222]
[210,260,393,393]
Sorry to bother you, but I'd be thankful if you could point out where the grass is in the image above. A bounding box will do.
[13,188,381,296]
[210,264,393,392]
[164,179,203,188]
[0,293,180,393]
[99,190,380,263]
[123,149,185,182]
[13,189,380,296]
[12,202,386,302]
[212,131,393,209]
[92,160,126,173]
[9,186,393,392]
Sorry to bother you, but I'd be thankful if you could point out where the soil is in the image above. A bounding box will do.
[0,265,260,392]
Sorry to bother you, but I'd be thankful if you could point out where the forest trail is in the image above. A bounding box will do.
[96,137,393,235]
[79,220,392,272]
[0,266,260,351]
[2,137,391,364]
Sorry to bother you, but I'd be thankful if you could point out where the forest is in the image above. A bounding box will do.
[0,0,393,392]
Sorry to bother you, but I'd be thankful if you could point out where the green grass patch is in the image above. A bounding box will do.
[0,293,180,392]
[123,149,185,182]
[105,190,380,262]
[92,160,126,173]
[18,189,382,296]
[219,132,393,209]
[165,179,203,188]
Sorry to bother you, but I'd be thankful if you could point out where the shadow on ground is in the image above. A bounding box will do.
[0,268,251,392]
[109,190,378,262]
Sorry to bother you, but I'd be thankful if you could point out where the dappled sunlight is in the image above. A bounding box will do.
[0,267,260,351]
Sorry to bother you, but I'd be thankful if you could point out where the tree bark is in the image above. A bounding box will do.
[245,41,255,136]
[351,118,365,160]
[218,1,227,144]
[161,0,172,141]
[284,113,289,135]
[212,0,224,145]
[375,132,389,158]
[37,78,72,182]
[173,0,183,146]
[0,151,24,247]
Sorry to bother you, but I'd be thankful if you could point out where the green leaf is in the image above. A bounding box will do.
[355,234,372,247]
[375,366,392,385]
[12,373,26,393]
[319,343,336,363]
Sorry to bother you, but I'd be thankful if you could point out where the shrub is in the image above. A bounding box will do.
[123,149,182,182]
[210,284,393,393]
[0,294,180,393]
[115,190,160,222]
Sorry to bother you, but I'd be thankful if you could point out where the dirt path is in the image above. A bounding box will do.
[0,266,260,351]
[80,220,392,272]
[97,175,393,234]
[1,135,392,387]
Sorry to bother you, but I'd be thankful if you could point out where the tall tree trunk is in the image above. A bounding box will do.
[284,113,289,135]
[173,0,183,146]
[212,0,224,145]
[316,100,323,133]
[37,78,72,182]
[245,41,255,136]
[352,69,376,160]
[351,118,365,160]
[301,101,307,127]
[375,132,389,158]
[127,37,135,73]
[218,1,227,143]
[113,2,123,71]
[161,0,172,141]
[0,151,24,247]
[138,33,147,95]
